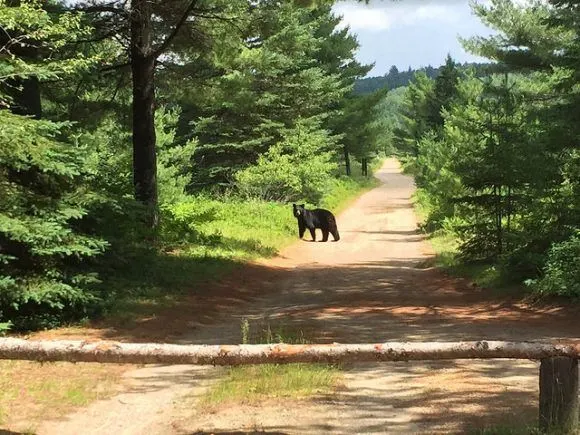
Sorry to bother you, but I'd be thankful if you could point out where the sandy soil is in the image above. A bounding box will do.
[34,159,580,435]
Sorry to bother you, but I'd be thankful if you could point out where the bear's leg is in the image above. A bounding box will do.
[331,226,340,241]
[321,229,329,242]
[299,221,306,239]
[309,228,316,241]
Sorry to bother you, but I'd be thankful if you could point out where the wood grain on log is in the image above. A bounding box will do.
[1,339,580,365]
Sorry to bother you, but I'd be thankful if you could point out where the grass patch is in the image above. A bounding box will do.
[201,363,340,408]
[425,230,515,291]
[321,174,380,214]
[0,360,128,432]
[100,170,379,324]
[413,191,506,290]
[200,319,342,409]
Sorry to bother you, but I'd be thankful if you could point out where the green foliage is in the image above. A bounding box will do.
[530,232,580,298]
[235,121,338,204]
[0,1,106,330]
[185,2,370,187]
[0,321,11,335]
[0,0,96,85]
[391,0,580,295]
[392,72,436,156]
[160,196,296,260]
[354,62,496,94]
[155,107,198,205]
[445,74,551,260]
[0,111,107,330]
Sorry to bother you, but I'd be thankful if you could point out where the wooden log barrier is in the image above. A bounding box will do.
[1,338,580,365]
[1,338,579,432]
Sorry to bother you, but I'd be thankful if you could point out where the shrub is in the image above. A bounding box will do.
[235,121,338,204]
[530,231,580,297]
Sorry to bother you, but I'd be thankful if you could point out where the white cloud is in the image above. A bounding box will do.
[333,3,393,31]
[331,0,494,75]
[333,1,463,32]
[412,5,462,23]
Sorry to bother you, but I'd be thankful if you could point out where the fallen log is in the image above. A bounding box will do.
[1,338,580,365]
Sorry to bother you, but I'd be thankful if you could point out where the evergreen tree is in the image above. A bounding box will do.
[446,75,552,259]
[0,1,106,330]
[428,54,461,130]
[67,0,246,227]
[461,0,580,282]
[392,72,435,156]
[190,1,362,186]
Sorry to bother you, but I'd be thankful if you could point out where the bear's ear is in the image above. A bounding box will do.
[292,203,296,208]
[300,204,305,208]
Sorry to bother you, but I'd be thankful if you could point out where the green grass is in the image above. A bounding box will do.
[426,231,502,288]
[99,169,379,325]
[321,174,380,213]
[413,190,507,290]
[201,363,341,408]
[200,319,342,408]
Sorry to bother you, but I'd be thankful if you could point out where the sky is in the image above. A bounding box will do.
[332,0,496,77]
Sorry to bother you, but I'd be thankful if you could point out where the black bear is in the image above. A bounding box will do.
[292,204,340,242]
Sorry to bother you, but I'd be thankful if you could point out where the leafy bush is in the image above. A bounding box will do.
[235,121,338,204]
[530,232,580,297]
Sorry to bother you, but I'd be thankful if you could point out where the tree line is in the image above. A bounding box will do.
[0,0,386,331]
[384,0,580,298]
[354,62,497,95]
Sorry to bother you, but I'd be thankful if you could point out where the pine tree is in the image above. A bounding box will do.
[0,1,106,330]
[392,72,435,156]
[446,75,554,260]
[428,54,461,130]
[190,1,359,186]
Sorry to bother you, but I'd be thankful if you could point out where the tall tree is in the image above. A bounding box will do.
[392,72,435,156]
[189,1,363,186]
[461,0,580,273]
[427,54,461,130]
[69,0,242,227]
[0,0,107,330]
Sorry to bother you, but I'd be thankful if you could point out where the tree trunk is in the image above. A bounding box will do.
[539,357,579,433]
[1,338,580,365]
[344,146,351,176]
[494,184,503,256]
[130,0,158,228]
[362,158,368,177]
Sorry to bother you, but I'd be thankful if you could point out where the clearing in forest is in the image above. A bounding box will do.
[30,159,580,434]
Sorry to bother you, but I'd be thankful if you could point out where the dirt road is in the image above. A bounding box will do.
[39,159,580,434]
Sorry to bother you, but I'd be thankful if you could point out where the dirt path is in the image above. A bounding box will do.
[38,159,580,434]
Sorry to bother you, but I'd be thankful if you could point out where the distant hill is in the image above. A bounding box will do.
[354,62,497,94]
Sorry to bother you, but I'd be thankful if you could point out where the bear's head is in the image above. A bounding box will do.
[292,203,306,218]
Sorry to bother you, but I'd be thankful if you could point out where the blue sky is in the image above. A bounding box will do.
[332,0,496,77]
